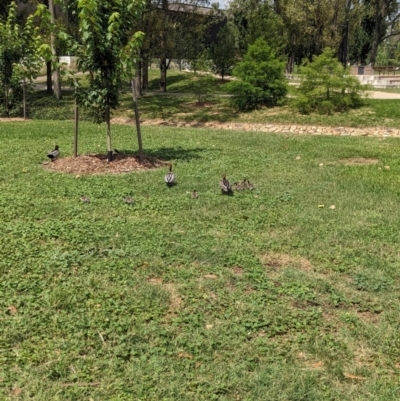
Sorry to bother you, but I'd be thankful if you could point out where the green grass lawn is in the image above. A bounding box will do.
[1,120,400,400]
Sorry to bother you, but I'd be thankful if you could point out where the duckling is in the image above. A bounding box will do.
[80,196,90,203]
[123,196,133,204]
[164,163,176,187]
[219,174,232,194]
[192,190,199,199]
[47,145,59,161]
[245,179,254,190]
[234,180,246,191]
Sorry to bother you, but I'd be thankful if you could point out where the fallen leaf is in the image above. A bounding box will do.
[195,362,201,368]
[7,305,17,315]
[343,372,366,380]
[11,388,22,396]
[148,278,162,284]
[178,352,193,359]
[203,274,218,279]
[297,352,306,359]
[311,361,323,369]
[395,363,400,369]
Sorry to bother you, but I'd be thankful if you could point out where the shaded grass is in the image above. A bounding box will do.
[1,121,400,399]
[25,89,400,130]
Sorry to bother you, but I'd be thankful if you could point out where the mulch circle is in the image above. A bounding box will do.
[43,153,166,175]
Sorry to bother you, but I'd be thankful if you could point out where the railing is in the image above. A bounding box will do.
[372,66,400,75]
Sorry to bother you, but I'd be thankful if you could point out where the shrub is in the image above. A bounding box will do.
[191,74,215,104]
[295,48,368,114]
[226,38,287,111]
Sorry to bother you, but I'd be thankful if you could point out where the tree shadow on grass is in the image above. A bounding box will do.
[118,146,218,162]
[137,95,239,123]
[147,73,193,92]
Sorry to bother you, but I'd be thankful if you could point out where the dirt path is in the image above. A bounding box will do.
[112,117,400,138]
[367,91,400,99]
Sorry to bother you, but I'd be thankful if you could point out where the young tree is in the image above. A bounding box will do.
[226,38,287,110]
[296,47,367,114]
[208,22,237,81]
[0,1,43,117]
[74,0,144,162]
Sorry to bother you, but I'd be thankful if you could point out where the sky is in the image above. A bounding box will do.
[215,0,230,9]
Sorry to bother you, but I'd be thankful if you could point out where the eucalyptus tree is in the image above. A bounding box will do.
[367,0,400,65]
[138,0,211,92]
[72,0,144,162]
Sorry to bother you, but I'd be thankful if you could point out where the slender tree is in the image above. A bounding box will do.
[74,0,144,161]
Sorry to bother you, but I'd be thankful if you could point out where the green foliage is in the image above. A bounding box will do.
[0,1,43,116]
[226,38,287,111]
[296,48,368,115]
[191,74,215,104]
[208,22,237,81]
[73,0,144,124]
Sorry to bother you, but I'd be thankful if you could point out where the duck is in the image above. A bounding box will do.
[80,196,90,203]
[219,174,232,194]
[123,196,133,204]
[47,145,59,161]
[192,190,199,199]
[164,163,176,187]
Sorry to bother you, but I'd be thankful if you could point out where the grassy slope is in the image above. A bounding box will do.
[28,70,400,128]
[1,121,400,400]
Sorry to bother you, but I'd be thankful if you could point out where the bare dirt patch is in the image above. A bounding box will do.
[43,152,165,175]
[260,252,313,272]
[0,117,26,122]
[148,279,183,314]
[341,157,379,166]
[231,266,244,276]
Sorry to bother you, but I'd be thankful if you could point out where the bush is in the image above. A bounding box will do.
[191,74,215,104]
[295,48,368,114]
[226,38,287,111]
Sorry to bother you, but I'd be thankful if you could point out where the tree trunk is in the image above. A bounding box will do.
[286,50,295,73]
[48,0,62,99]
[23,79,26,120]
[5,85,9,118]
[46,61,53,94]
[105,106,113,162]
[74,97,78,157]
[160,52,167,92]
[159,0,168,92]
[370,12,382,66]
[142,55,149,90]
[131,78,143,162]
[137,59,142,96]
